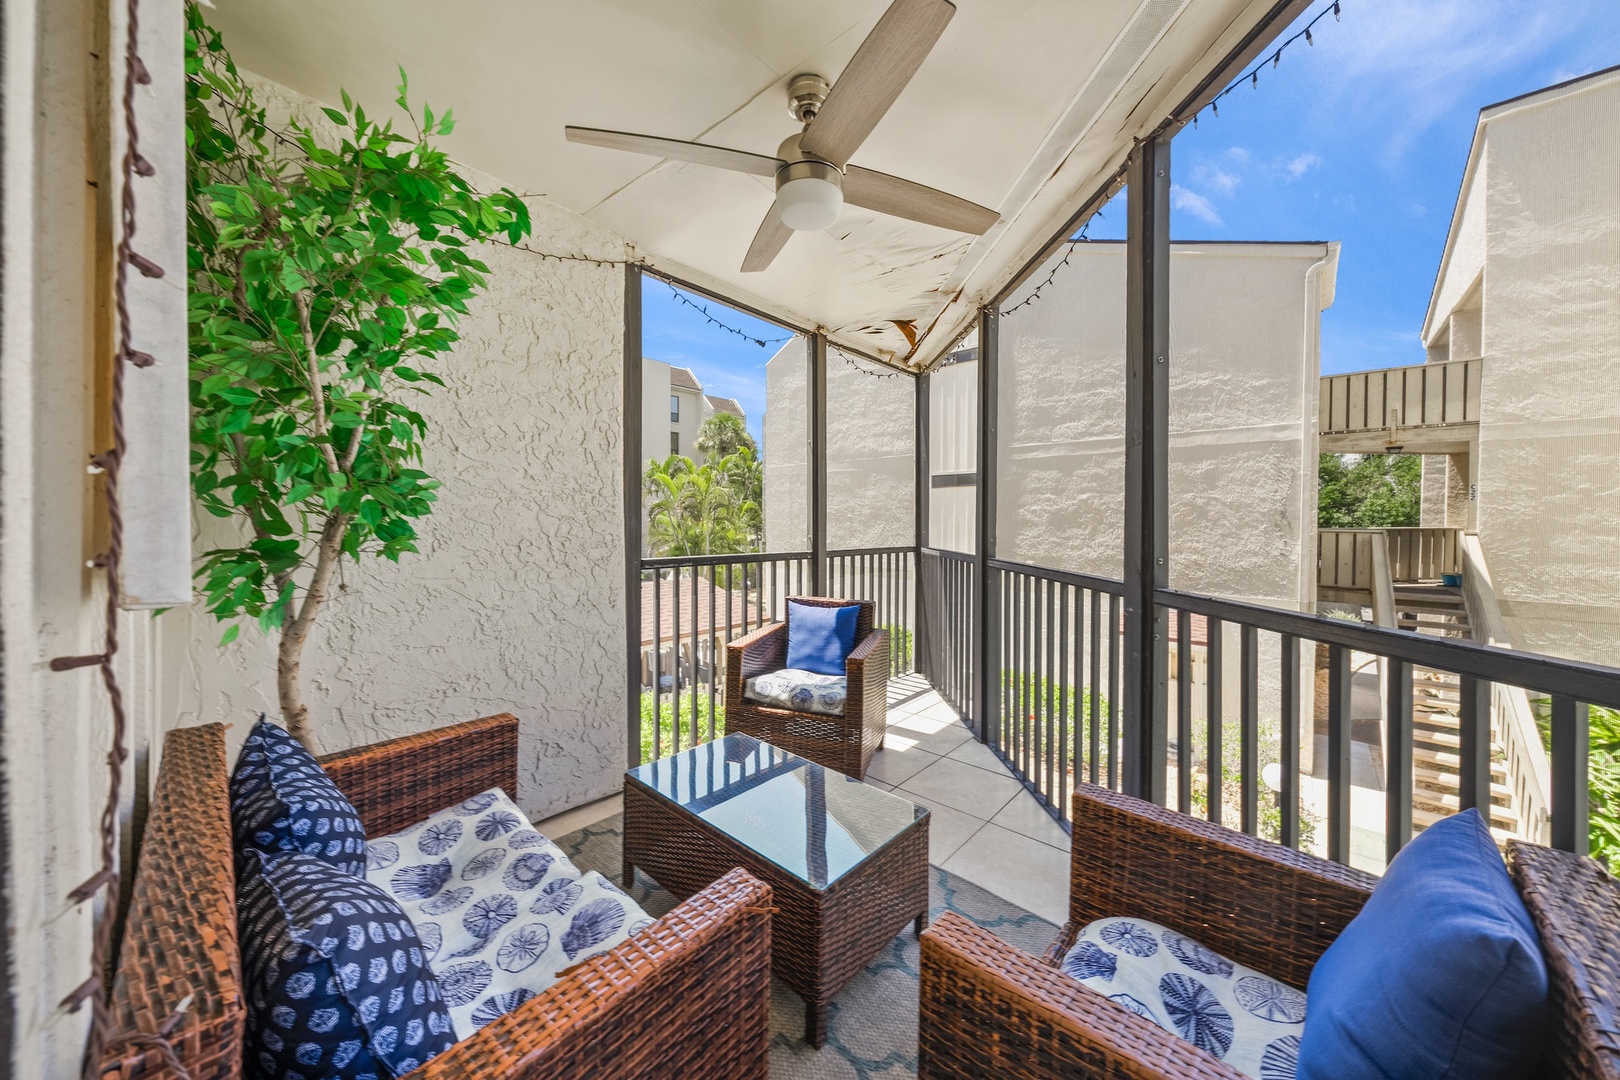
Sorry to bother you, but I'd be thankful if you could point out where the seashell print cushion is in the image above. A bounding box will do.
[368,788,655,1039]
[230,715,368,878]
[237,849,456,1080]
[742,668,848,717]
[1060,917,1305,1080]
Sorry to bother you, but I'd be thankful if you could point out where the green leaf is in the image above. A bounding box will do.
[219,623,240,646]
[321,106,348,127]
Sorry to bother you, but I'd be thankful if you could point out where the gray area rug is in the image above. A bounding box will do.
[554,813,1059,1080]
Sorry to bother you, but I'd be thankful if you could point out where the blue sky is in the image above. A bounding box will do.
[1157,0,1620,374]
[643,0,1620,394]
[641,278,790,448]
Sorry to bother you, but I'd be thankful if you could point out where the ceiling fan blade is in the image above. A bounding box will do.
[798,0,955,168]
[741,208,793,273]
[565,126,782,177]
[844,166,998,235]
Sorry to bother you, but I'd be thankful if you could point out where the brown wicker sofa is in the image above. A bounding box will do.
[725,596,888,779]
[918,782,1620,1079]
[101,714,775,1080]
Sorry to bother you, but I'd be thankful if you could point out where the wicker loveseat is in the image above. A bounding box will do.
[725,596,888,779]
[919,783,1620,1079]
[101,713,775,1079]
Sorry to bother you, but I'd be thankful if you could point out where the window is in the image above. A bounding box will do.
[670,394,680,423]
[671,431,680,456]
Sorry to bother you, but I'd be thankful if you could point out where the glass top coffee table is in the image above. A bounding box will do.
[622,733,930,1046]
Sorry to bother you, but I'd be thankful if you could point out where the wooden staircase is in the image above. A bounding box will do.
[1398,585,1519,841]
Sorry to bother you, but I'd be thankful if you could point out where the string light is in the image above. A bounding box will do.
[830,343,905,380]
[663,281,793,348]
[1195,0,1344,124]
[491,237,629,269]
[1001,213,1100,316]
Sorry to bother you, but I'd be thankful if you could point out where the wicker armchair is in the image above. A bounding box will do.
[102,714,775,1080]
[919,782,1620,1079]
[724,595,888,779]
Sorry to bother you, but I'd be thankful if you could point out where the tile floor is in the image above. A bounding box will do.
[535,672,1072,924]
[869,673,1070,923]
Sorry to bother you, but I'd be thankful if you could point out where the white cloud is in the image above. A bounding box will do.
[1171,185,1223,226]
[1225,146,1251,164]
[1194,163,1243,196]
[1303,0,1566,165]
[1283,152,1323,180]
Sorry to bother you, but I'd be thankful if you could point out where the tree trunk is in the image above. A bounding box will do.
[277,512,348,753]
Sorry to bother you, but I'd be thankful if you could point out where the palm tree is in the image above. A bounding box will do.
[695,412,756,462]
[643,449,761,557]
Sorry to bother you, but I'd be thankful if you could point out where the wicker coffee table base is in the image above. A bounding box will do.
[623,777,930,1046]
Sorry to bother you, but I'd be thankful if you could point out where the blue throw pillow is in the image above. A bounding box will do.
[1297,808,1549,1079]
[239,850,457,1079]
[784,601,860,677]
[231,716,368,878]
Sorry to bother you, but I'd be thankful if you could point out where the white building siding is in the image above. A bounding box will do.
[996,242,1335,609]
[1428,70,1620,663]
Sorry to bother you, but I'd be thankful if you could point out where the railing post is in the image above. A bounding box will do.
[1550,695,1589,854]
[915,371,931,678]
[1386,658,1414,861]
[810,333,828,595]
[1327,644,1352,863]
[975,307,1000,745]
[1122,135,1171,804]
[623,264,644,767]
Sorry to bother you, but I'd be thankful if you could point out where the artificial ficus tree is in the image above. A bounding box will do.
[185,3,530,750]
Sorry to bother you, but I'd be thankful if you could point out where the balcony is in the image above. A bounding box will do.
[10,1,1620,1078]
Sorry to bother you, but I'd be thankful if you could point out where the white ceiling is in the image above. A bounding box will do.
[206,0,1285,368]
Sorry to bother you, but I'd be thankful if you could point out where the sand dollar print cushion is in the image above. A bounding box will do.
[367,787,655,1038]
[1060,917,1306,1080]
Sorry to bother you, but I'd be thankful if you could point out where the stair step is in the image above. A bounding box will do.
[1413,806,1522,846]
[1412,766,1512,800]
[1412,746,1508,779]
[1399,616,1472,630]
[1393,599,1471,615]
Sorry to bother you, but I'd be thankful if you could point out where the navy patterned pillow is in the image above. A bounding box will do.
[231,717,367,877]
[239,850,457,1079]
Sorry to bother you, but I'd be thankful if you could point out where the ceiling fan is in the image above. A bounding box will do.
[565,0,998,273]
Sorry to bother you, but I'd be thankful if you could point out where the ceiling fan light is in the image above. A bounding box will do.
[774,159,844,232]
[776,176,843,231]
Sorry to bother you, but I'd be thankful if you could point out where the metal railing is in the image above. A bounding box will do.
[990,558,1124,824]
[636,546,917,765]
[919,548,976,727]
[1156,587,1617,859]
[825,546,918,675]
[637,542,1613,861]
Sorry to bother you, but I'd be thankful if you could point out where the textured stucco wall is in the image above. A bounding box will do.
[1461,74,1620,663]
[827,354,915,551]
[159,73,633,821]
[996,242,1334,608]
[763,338,809,553]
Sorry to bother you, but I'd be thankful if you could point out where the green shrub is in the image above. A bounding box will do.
[639,693,725,765]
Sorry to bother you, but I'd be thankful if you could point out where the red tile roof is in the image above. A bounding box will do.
[705,394,744,417]
[640,577,761,646]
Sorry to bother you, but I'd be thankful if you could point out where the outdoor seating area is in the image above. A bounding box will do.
[8,0,1620,1078]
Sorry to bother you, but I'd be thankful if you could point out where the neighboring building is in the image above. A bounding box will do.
[640,358,744,462]
[639,358,747,555]
[1420,66,1620,664]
